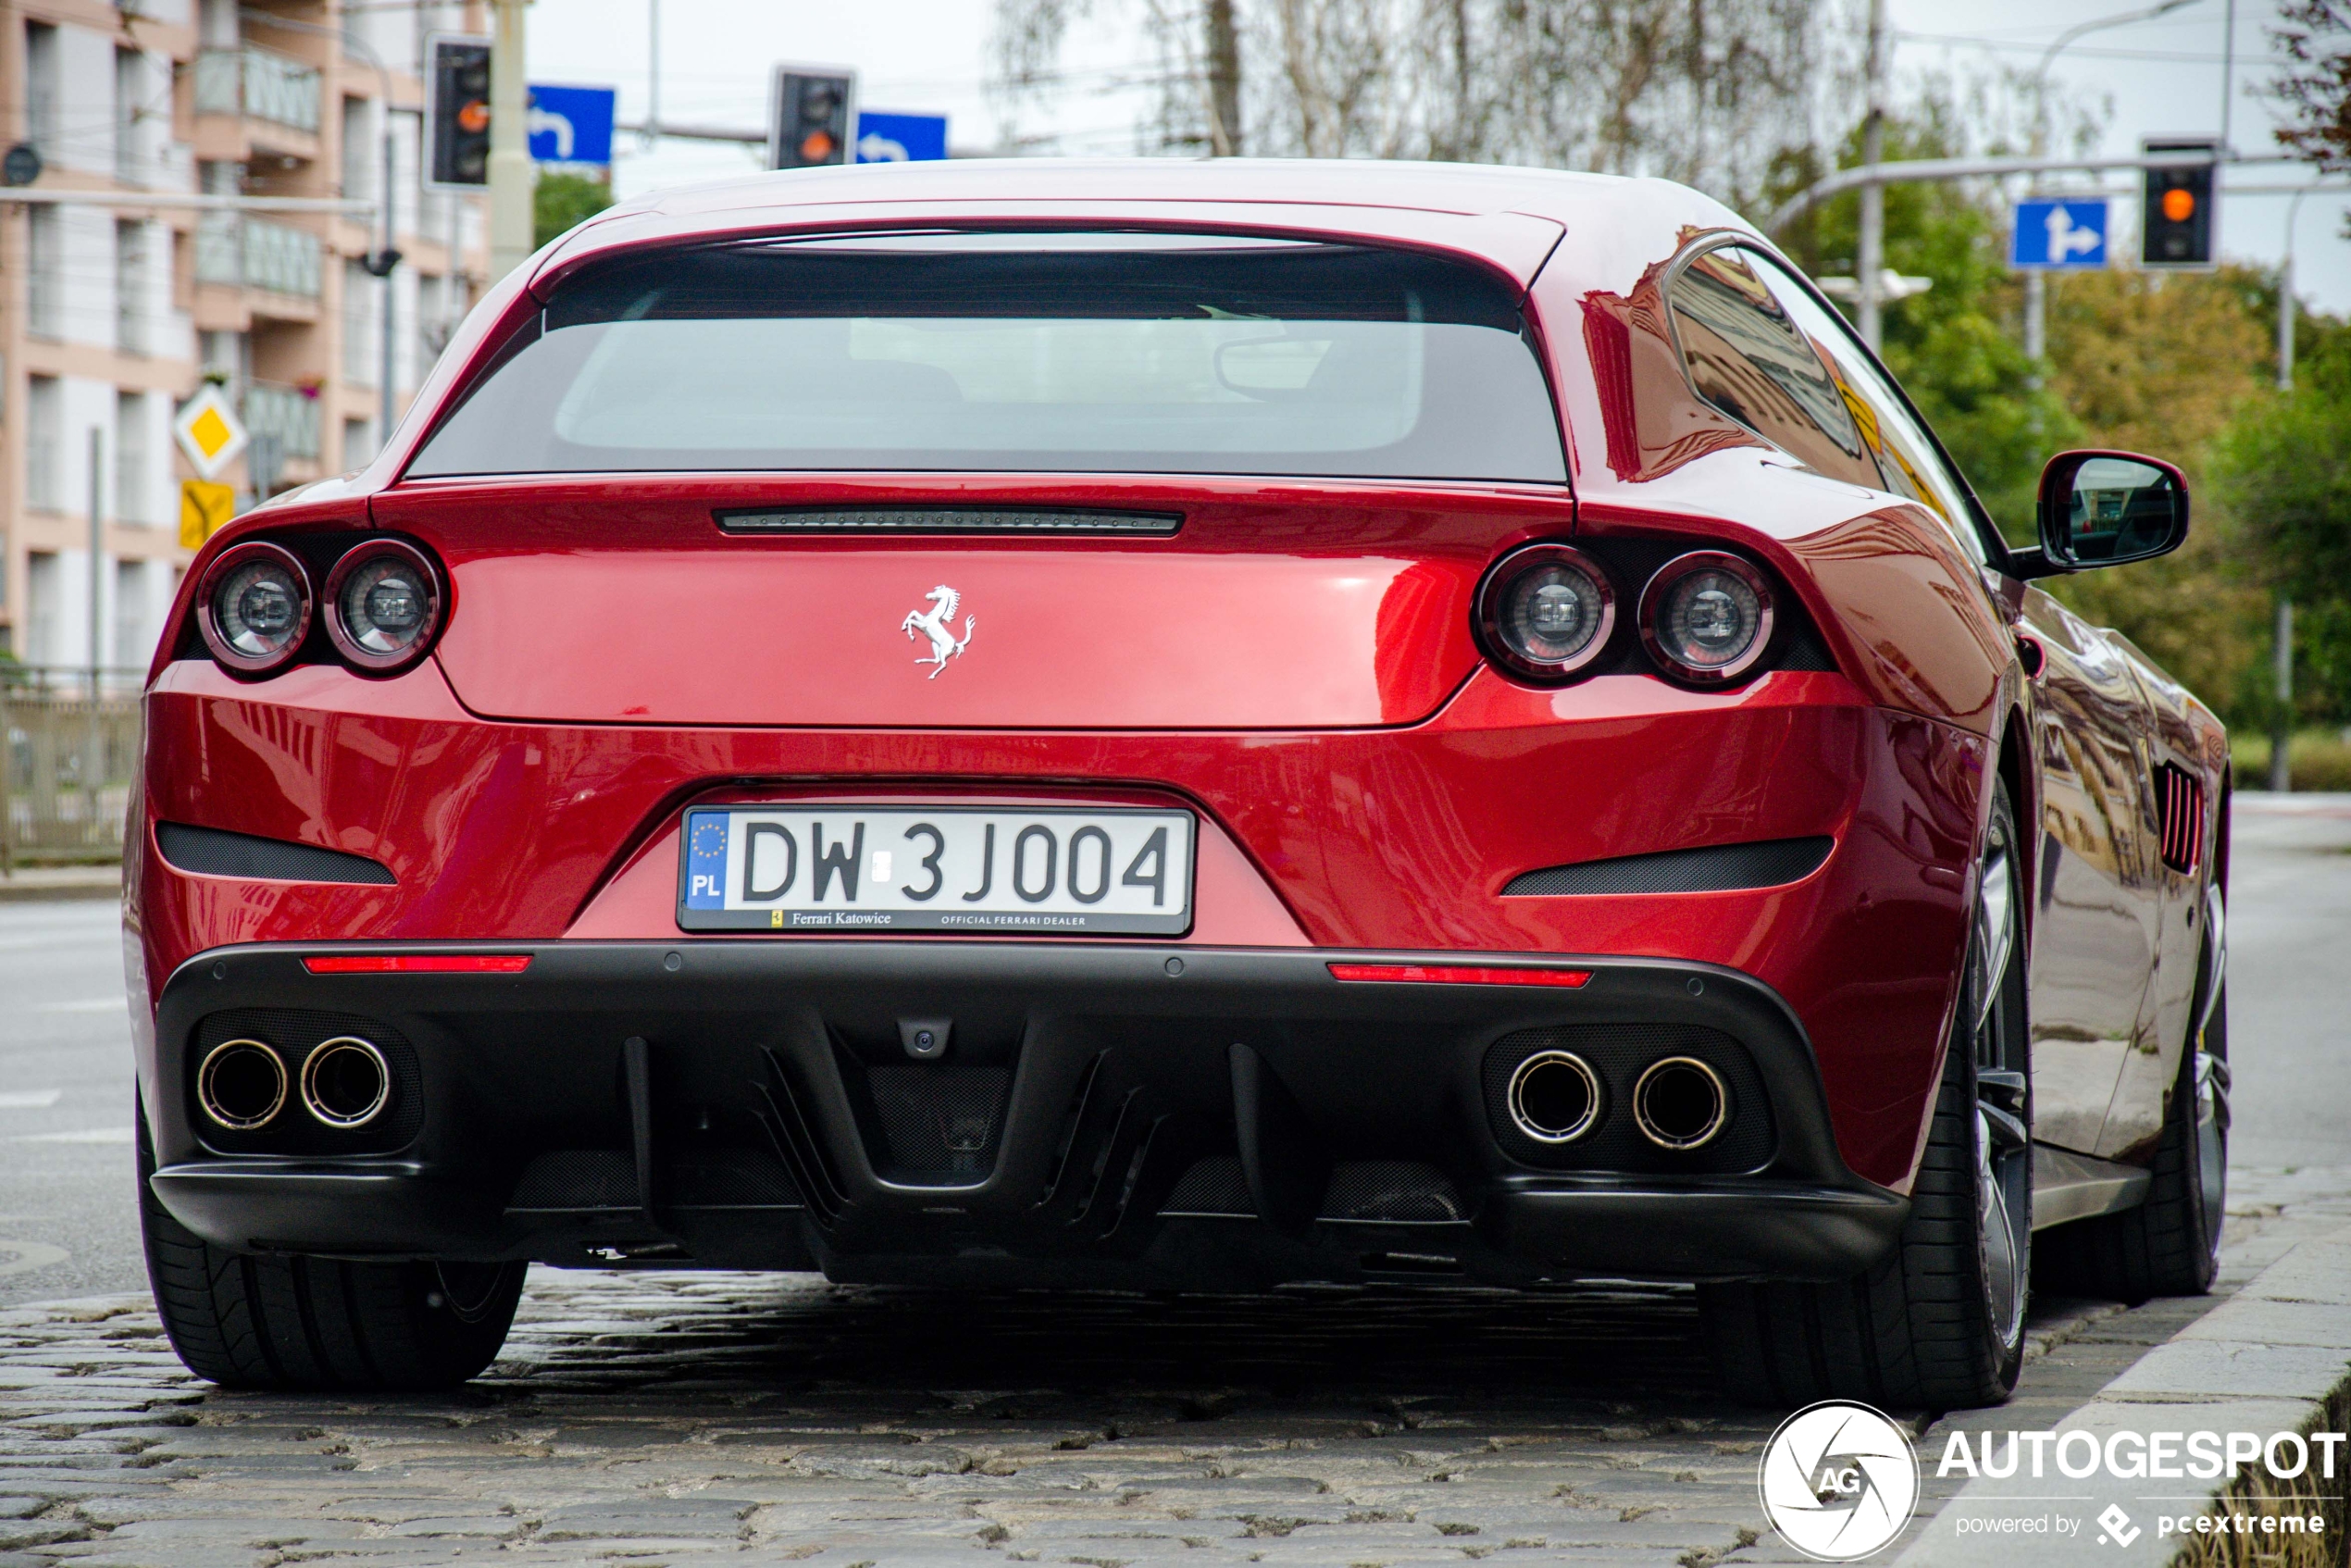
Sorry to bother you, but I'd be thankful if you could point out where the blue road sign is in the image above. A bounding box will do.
[2012,198,2109,270]
[528,83,616,166]
[854,110,948,164]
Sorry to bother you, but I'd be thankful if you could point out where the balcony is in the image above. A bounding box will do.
[243,380,320,461]
[194,213,322,315]
[193,47,321,133]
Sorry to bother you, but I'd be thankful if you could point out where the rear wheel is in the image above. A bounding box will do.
[1699,778,2031,1409]
[2034,975,2228,1302]
[138,1108,525,1390]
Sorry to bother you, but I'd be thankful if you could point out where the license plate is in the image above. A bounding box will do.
[678,805,1195,935]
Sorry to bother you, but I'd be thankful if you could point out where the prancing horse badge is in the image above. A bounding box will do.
[902,585,976,678]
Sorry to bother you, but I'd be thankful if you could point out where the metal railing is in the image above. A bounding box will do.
[193,46,322,134]
[0,689,142,870]
[243,380,321,460]
[194,212,323,299]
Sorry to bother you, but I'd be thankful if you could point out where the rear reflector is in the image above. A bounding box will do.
[1327,963,1591,988]
[303,954,532,975]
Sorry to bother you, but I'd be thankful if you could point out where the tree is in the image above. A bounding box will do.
[2038,267,2279,716]
[535,172,613,250]
[990,0,1828,203]
[2210,312,2351,721]
[2267,1,2351,175]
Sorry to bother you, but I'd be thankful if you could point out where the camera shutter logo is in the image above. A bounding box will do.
[1758,1400,1921,1561]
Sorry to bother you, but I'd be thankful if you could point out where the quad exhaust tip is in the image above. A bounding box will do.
[1633,1056,1728,1151]
[1507,1051,1602,1143]
[197,1039,288,1130]
[301,1037,391,1128]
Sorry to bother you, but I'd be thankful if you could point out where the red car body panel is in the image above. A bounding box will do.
[132,160,2230,1265]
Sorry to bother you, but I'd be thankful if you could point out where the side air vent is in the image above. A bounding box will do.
[716,507,1182,536]
[2156,763,2206,875]
[1503,835,1832,897]
[157,823,395,885]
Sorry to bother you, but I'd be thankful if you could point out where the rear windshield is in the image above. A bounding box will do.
[407,232,1567,483]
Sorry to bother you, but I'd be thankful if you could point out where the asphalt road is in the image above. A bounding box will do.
[0,898,137,1306]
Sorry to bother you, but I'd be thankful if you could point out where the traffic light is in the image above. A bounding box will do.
[768,67,857,170]
[2141,140,2216,269]
[425,33,492,190]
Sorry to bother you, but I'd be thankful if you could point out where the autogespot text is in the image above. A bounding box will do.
[1929,1428,2339,1553]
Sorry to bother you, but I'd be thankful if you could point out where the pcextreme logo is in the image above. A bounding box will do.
[1759,1401,1922,1561]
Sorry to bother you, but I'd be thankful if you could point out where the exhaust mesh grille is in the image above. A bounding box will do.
[1502,836,1832,897]
[157,822,394,885]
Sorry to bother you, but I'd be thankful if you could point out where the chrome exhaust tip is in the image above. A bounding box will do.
[1633,1056,1727,1151]
[1507,1051,1602,1143]
[197,1039,288,1130]
[301,1037,390,1128]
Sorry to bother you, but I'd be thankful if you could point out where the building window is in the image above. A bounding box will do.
[342,259,377,386]
[117,48,145,184]
[27,206,60,339]
[114,560,147,669]
[200,329,248,394]
[115,392,149,526]
[343,417,373,470]
[25,23,58,155]
[118,221,149,355]
[26,377,62,512]
[341,96,372,205]
[26,553,59,668]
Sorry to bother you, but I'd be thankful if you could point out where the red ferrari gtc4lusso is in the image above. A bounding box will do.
[128,160,2229,1410]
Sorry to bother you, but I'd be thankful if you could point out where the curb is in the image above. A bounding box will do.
[0,875,119,904]
[1897,1222,2351,1567]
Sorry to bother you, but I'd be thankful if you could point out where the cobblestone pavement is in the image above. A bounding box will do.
[0,1169,2341,1568]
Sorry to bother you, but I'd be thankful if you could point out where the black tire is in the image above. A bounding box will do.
[139,1110,526,1391]
[2034,976,2228,1303]
[1698,778,2031,1410]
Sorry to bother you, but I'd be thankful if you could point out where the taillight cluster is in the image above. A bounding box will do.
[194,538,446,678]
[1474,542,1782,687]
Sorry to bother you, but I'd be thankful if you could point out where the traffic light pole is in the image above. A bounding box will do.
[488,0,533,283]
[1767,148,2238,233]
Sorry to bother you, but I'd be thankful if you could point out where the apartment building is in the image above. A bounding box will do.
[1,0,490,684]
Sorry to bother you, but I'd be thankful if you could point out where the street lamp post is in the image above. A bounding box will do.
[2020,0,2203,367]
[488,0,533,283]
[2270,187,2313,794]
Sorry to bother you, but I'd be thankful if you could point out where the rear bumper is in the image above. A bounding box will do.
[143,940,1905,1287]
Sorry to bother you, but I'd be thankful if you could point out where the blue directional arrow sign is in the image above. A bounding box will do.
[2012,198,2109,270]
[854,110,949,164]
[527,83,616,166]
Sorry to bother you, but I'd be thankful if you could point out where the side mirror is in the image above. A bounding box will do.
[2036,450,2189,571]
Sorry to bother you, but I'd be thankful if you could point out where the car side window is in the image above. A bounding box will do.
[1746,252,1994,568]
[1666,244,1884,491]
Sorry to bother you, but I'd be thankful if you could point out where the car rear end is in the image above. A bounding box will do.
[131,201,1960,1300]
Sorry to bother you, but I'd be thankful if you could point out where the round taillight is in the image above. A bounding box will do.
[1474,543,1617,681]
[323,540,444,674]
[1639,552,1774,684]
[196,541,313,675]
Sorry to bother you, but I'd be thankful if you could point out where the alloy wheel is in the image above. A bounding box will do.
[1971,810,2032,1351]
[2193,1027,2231,1270]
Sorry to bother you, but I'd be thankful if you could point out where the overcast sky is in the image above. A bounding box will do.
[525,0,2351,322]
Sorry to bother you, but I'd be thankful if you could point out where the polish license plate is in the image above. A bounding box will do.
[678,805,1195,935]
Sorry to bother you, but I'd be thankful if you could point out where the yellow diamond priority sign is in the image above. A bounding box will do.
[173,384,248,480]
